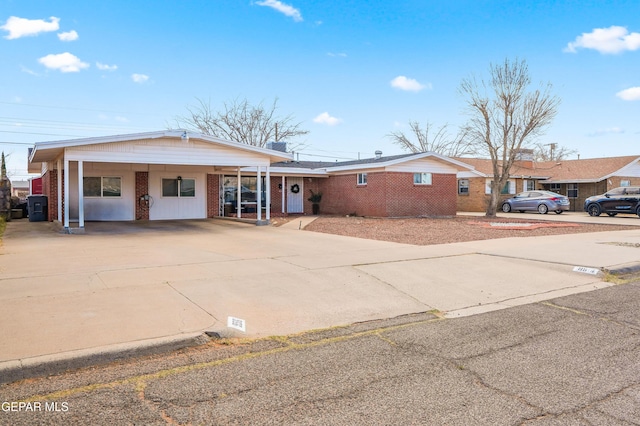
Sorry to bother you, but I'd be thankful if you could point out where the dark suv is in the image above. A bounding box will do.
[584,186,640,217]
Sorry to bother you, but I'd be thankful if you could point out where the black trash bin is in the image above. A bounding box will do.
[27,195,48,222]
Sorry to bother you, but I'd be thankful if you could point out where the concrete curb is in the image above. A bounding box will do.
[0,332,210,385]
[603,262,640,277]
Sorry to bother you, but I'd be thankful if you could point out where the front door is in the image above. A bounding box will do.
[287,177,304,213]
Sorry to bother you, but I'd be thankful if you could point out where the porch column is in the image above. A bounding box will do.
[256,165,262,222]
[281,176,285,214]
[63,158,69,229]
[57,158,62,221]
[236,167,241,218]
[265,166,271,221]
[77,160,84,228]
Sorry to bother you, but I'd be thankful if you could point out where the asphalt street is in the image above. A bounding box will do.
[2,280,640,425]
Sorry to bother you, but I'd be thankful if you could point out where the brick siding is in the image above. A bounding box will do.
[135,171,149,220]
[206,174,220,218]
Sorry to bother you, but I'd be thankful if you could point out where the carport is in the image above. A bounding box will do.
[27,130,292,231]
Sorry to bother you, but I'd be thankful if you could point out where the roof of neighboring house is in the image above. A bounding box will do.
[453,155,640,183]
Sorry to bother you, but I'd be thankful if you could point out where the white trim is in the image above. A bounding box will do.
[257,165,262,222]
[266,166,271,221]
[601,157,640,180]
[64,158,69,229]
[78,160,84,228]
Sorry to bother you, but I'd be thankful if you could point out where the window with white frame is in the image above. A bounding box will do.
[485,179,515,194]
[621,179,631,187]
[413,172,432,185]
[458,179,469,195]
[567,183,578,198]
[162,178,196,197]
[524,179,535,191]
[357,173,367,185]
[83,176,121,197]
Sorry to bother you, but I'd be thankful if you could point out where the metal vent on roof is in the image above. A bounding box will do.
[267,142,288,152]
[375,150,382,159]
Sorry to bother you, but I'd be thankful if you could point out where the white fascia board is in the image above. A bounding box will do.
[265,166,329,176]
[457,170,486,178]
[544,178,601,184]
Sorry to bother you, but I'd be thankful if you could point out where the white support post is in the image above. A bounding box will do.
[265,166,271,221]
[78,160,84,228]
[236,167,241,218]
[281,176,285,214]
[257,166,262,222]
[57,158,62,221]
[63,158,70,229]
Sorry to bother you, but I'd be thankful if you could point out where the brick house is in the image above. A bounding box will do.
[453,155,640,212]
[27,131,474,230]
[269,152,474,217]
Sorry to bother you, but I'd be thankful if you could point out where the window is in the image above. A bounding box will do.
[223,176,266,205]
[357,173,367,185]
[524,180,535,191]
[621,179,631,187]
[162,178,196,197]
[485,179,515,194]
[458,179,469,195]
[568,183,578,198]
[549,183,561,192]
[83,176,121,197]
[413,173,432,185]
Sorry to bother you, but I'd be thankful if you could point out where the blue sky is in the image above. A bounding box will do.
[2,0,640,179]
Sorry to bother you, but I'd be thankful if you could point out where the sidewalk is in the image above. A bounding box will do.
[1,218,639,383]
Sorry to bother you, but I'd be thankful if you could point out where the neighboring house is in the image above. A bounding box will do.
[26,131,475,230]
[10,180,29,200]
[454,154,640,212]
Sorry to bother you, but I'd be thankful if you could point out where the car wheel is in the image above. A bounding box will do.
[501,203,512,213]
[587,204,601,217]
[606,212,617,217]
[637,206,640,218]
[555,210,563,214]
[537,204,548,214]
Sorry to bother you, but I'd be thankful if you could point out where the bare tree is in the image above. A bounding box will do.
[387,121,477,157]
[174,98,309,150]
[459,58,560,216]
[532,142,577,162]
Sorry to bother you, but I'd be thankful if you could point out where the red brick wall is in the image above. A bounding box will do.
[385,172,457,217]
[317,172,456,217]
[135,172,149,220]
[206,174,220,218]
[42,169,59,222]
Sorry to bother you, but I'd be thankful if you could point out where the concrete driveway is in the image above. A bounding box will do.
[1,217,640,382]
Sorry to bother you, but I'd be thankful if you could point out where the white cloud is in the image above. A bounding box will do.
[327,52,347,57]
[313,112,342,126]
[131,73,149,83]
[565,26,640,54]
[616,87,640,101]
[20,65,39,76]
[58,30,78,41]
[115,116,129,123]
[256,0,303,22]
[588,127,625,137]
[96,62,118,71]
[38,52,89,73]
[1,16,60,39]
[390,75,429,92]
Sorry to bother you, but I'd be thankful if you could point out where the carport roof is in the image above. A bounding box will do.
[28,130,293,165]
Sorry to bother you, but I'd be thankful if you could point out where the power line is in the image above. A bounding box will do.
[0,101,163,117]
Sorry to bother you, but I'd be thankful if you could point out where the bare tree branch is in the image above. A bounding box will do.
[532,141,578,162]
[459,58,560,217]
[387,122,478,157]
[173,97,309,151]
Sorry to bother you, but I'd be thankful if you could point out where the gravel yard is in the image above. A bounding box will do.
[303,216,634,245]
